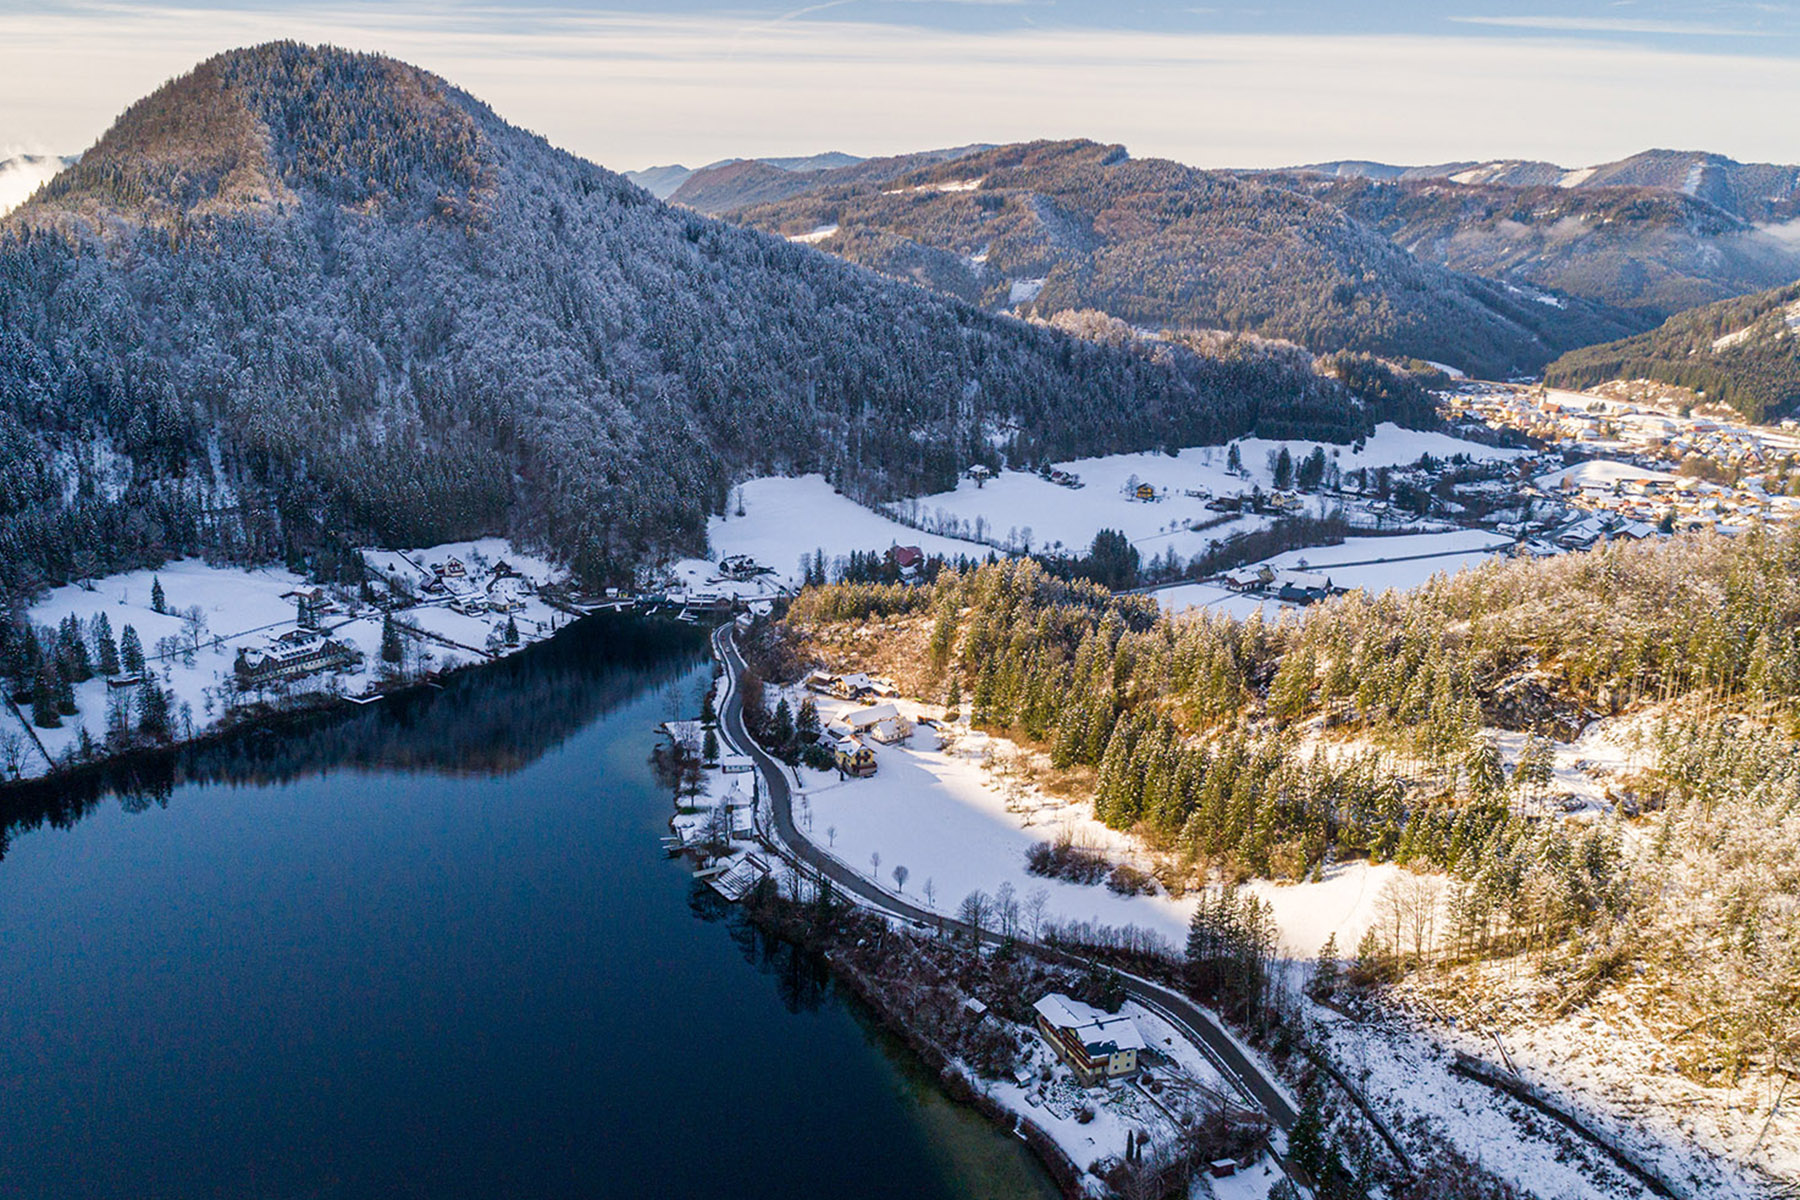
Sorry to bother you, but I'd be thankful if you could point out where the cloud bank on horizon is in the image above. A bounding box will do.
[1,0,1796,174]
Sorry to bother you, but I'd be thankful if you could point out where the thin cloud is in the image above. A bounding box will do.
[1451,15,1767,36]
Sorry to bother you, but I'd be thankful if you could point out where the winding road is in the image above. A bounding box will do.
[709,621,1300,1134]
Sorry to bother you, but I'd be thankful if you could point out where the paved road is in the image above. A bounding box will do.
[709,622,1300,1133]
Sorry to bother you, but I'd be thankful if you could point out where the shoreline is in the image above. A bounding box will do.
[737,891,1087,1199]
[0,609,689,806]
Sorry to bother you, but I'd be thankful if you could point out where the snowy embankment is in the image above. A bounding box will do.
[8,540,569,780]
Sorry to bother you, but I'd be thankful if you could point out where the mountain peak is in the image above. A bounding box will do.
[21,42,492,229]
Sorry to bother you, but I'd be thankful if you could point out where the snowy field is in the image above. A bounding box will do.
[1151,529,1514,616]
[679,474,990,591]
[790,690,1395,960]
[10,541,570,778]
[1152,583,1284,621]
[888,423,1527,559]
[1252,528,1515,594]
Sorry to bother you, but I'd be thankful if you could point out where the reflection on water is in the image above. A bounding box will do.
[0,615,1057,1200]
[0,616,707,861]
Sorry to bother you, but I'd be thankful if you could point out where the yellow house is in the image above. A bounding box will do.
[1033,993,1144,1087]
[834,736,877,777]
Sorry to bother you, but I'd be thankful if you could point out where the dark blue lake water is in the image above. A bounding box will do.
[0,618,1057,1200]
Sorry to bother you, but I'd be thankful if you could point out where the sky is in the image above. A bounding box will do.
[2,0,1798,172]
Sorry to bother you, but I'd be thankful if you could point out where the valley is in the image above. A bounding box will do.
[2,30,1798,1200]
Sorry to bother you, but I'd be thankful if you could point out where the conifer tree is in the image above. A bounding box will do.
[120,625,145,674]
[380,614,404,664]
[1273,446,1295,490]
[137,683,171,740]
[94,612,120,675]
[772,698,795,750]
[151,576,166,614]
[1312,931,1340,999]
[31,666,60,729]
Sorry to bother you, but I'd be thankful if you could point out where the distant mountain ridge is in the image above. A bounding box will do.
[1285,149,1800,225]
[718,139,1647,378]
[1256,171,1800,317]
[625,150,864,200]
[665,145,991,214]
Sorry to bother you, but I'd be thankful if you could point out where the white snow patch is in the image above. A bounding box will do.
[787,223,838,245]
[700,474,989,589]
[1534,460,1681,491]
[1008,277,1047,304]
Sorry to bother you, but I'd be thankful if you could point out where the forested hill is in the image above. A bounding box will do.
[1544,282,1800,421]
[720,140,1649,378]
[0,44,1407,604]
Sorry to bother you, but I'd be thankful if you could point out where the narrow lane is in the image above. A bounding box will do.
[710,622,1299,1131]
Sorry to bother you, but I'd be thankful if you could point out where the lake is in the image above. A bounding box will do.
[0,616,1058,1200]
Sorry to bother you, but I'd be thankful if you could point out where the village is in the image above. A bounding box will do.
[3,540,579,779]
[1450,383,1800,536]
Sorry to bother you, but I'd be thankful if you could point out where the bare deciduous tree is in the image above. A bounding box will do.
[958,889,991,934]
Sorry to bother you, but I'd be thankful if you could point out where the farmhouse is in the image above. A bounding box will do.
[834,672,898,700]
[843,701,909,744]
[834,736,877,777]
[887,545,925,580]
[1033,993,1145,1087]
[1274,570,1333,605]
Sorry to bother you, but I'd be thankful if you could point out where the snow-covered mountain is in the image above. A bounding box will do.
[1288,149,1800,224]
[0,44,1403,603]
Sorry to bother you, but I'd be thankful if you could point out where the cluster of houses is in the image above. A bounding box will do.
[1216,565,1341,605]
[1453,384,1800,537]
[428,558,533,616]
[802,671,914,776]
[717,554,772,582]
[1030,464,1082,489]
